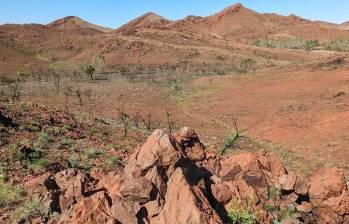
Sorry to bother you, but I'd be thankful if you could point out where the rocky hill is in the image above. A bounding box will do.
[1,3,349,75]
[47,16,112,33]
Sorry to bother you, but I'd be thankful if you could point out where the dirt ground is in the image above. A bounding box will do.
[5,52,347,177]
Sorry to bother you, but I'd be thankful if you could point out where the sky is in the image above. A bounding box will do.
[1,0,349,28]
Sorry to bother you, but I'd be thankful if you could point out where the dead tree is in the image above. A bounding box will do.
[220,120,241,155]
[131,112,141,128]
[83,89,93,116]
[53,72,61,93]
[142,113,153,132]
[75,89,83,106]
[165,103,175,134]
[8,80,23,103]
[119,111,130,137]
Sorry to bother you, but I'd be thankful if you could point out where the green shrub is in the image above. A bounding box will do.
[5,143,25,161]
[268,186,279,199]
[221,132,239,155]
[68,153,80,168]
[305,40,319,51]
[59,137,75,148]
[228,203,256,224]
[104,156,122,168]
[28,158,49,171]
[85,64,96,80]
[35,132,52,149]
[10,198,47,223]
[85,148,102,159]
[0,180,26,207]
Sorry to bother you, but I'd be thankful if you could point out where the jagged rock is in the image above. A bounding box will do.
[219,162,242,181]
[26,128,349,224]
[309,168,349,224]
[279,172,297,192]
[119,176,154,203]
[54,169,88,210]
[110,196,138,224]
[174,127,206,161]
[151,168,222,224]
[127,129,183,172]
[211,183,232,205]
[59,191,114,224]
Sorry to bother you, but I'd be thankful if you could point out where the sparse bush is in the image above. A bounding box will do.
[10,198,47,224]
[85,148,102,159]
[16,69,30,81]
[59,137,75,148]
[238,58,256,73]
[0,180,26,207]
[253,37,306,49]
[268,186,280,199]
[35,132,52,149]
[28,158,49,171]
[85,64,96,80]
[325,38,349,52]
[68,153,80,168]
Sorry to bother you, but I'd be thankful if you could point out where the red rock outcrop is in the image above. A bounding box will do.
[32,128,349,224]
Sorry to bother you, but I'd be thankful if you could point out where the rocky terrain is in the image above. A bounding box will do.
[1,101,349,224]
[1,2,349,224]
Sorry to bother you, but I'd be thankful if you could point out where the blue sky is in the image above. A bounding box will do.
[1,0,349,28]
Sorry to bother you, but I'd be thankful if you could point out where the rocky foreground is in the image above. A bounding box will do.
[20,127,349,224]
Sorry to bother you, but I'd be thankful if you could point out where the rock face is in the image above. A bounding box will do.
[33,128,349,224]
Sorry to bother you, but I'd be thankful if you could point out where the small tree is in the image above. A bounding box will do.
[85,64,96,80]
[305,40,319,51]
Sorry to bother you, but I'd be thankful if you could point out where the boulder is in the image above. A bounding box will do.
[294,174,310,195]
[309,168,349,224]
[211,183,232,205]
[127,129,182,172]
[118,176,154,203]
[279,172,297,192]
